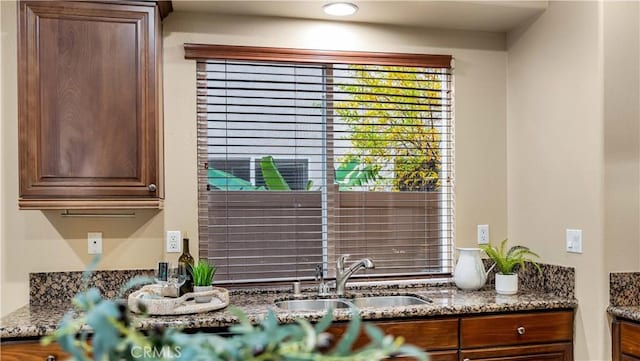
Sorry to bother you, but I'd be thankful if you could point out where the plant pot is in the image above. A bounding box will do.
[495,273,518,295]
[194,285,213,303]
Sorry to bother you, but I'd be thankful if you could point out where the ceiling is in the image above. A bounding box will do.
[171,1,548,33]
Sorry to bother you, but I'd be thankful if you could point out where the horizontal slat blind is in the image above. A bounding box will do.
[196,52,453,284]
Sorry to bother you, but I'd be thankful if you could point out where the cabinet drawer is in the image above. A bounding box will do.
[460,342,572,361]
[428,350,458,361]
[621,321,640,358]
[389,350,457,361]
[1,341,69,361]
[328,318,459,351]
[461,311,573,348]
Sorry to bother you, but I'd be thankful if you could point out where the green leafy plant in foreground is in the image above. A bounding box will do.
[43,258,428,361]
[480,239,542,275]
[189,259,217,287]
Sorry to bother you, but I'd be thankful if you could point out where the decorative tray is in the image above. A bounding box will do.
[128,284,229,315]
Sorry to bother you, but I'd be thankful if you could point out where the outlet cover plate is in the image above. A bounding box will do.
[166,231,181,253]
[477,224,489,245]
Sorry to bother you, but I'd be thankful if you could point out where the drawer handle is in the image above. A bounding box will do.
[517,326,526,335]
[463,359,471,361]
[46,356,56,361]
[148,184,157,192]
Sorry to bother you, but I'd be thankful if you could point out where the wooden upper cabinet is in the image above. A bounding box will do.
[18,1,165,209]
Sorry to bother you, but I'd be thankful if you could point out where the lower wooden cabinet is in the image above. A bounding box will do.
[327,318,459,360]
[460,311,573,361]
[613,318,640,360]
[0,341,69,361]
[460,343,572,361]
[327,318,458,351]
[1,310,574,361]
[327,310,574,361]
[460,311,573,349]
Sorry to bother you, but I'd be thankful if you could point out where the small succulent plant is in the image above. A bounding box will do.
[481,238,542,275]
[189,259,217,287]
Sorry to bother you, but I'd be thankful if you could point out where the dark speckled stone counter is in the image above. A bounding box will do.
[2,263,577,340]
[1,287,576,339]
[607,306,640,322]
[608,272,640,322]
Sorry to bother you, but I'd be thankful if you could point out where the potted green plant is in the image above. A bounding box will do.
[480,239,541,295]
[189,259,217,303]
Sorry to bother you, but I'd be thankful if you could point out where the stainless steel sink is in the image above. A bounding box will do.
[350,295,431,308]
[275,299,351,311]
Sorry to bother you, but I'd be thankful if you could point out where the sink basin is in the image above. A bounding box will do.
[275,299,351,311]
[350,295,431,308]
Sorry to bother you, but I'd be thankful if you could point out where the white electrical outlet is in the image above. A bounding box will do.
[166,231,181,253]
[477,224,489,245]
[566,229,583,253]
[88,232,103,255]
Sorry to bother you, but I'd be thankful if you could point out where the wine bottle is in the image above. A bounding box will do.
[178,237,195,295]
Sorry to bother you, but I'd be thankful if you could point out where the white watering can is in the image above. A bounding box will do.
[453,247,496,291]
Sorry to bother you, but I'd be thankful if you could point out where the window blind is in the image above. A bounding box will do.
[194,46,453,284]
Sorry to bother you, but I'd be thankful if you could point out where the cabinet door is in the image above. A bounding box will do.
[621,321,640,358]
[327,318,459,351]
[459,343,572,361]
[18,1,163,209]
[1,341,69,361]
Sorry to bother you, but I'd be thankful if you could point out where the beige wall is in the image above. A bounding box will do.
[163,11,509,250]
[0,4,509,316]
[0,0,5,318]
[507,1,640,360]
[603,1,640,273]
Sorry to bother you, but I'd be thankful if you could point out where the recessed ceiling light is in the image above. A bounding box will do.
[323,2,359,17]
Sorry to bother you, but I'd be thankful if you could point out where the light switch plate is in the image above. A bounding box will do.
[88,232,103,255]
[566,229,583,253]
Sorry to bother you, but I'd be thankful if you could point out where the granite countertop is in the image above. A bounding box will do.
[607,305,640,322]
[1,286,577,340]
[608,272,640,322]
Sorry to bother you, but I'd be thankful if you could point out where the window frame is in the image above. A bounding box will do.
[187,44,454,286]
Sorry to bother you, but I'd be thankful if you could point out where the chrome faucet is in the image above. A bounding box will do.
[335,255,375,296]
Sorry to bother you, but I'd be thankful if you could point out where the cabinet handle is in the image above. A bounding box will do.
[148,184,157,192]
[46,356,56,361]
[517,326,526,335]
[463,359,471,361]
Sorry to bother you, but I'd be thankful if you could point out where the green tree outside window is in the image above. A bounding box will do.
[335,65,444,192]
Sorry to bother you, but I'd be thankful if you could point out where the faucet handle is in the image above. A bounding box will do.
[314,264,323,281]
[337,254,350,272]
